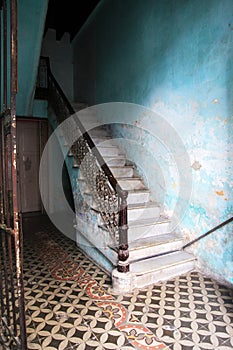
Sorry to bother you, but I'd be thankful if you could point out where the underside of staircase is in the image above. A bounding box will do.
[66,102,196,292]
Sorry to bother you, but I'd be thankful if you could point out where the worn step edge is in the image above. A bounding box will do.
[98,215,170,234]
[128,201,160,210]
[131,251,196,275]
[129,235,184,263]
[129,232,183,251]
[128,215,169,228]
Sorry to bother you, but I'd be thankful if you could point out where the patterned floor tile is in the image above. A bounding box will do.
[20,215,233,350]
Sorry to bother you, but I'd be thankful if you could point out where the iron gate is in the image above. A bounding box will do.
[0,0,27,349]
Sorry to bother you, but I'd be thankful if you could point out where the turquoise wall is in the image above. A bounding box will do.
[17,0,48,116]
[73,0,233,285]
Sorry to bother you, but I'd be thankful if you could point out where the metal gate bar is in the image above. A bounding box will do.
[0,0,27,349]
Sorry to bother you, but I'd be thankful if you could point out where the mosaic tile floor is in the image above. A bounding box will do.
[22,215,233,350]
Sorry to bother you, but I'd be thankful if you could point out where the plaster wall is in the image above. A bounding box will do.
[41,29,74,102]
[17,0,49,116]
[73,0,233,285]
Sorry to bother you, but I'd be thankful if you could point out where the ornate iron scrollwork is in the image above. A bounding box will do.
[48,71,129,271]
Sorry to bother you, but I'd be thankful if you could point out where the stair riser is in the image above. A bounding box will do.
[89,129,109,137]
[134,260,195,289]
[92,138,117,147]
[105,158,126,167]
[79,167,135,180]
[127,191,150,204]
[98,146,120,157]
[128,206,160,222]
[110,167,134,178]
[129,239,183,262]
[79,184,150,207]
[118,179,146,190]
[128,221,170,241]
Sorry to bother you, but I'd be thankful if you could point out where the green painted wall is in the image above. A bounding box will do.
[73,0,233,285]
[17,0,48,116]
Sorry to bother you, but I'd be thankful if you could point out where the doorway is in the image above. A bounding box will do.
[17,118,48,213]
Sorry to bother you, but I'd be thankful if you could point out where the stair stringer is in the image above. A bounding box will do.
[47,106,119,275]
[48,104,196,292]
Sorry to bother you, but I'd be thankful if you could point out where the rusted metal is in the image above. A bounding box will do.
[117,189,129,273]
[10,0,27,348]
[0,5,2,111]
[3,0,7,108]
[11,0,17,94]
[0,120,4,224]
[0,1,27,349]
[1,229,10,323]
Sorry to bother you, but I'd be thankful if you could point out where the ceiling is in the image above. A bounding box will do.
[44,0,101,42]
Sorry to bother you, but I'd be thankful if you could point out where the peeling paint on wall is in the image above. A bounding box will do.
[73,0,233,285]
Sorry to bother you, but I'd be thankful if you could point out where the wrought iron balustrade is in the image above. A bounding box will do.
[46,60,130,273]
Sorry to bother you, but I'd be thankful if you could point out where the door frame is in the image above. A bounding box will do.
[16,117,48,215]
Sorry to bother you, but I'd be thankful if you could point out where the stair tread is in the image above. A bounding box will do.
[92,137,113,144]
[104,155,126,159]
[127,188,150,193]
[110,165,134,169]
[128,201,160,209]
[128,215,170,227]
[129,232,182,251]
[117,176,142,180]
[99,216,170,233]
[131,251,196,275]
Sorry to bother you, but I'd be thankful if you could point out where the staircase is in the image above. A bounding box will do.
[70,102,196,292]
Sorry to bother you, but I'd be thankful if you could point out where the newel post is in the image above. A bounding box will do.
[117,189,129,273]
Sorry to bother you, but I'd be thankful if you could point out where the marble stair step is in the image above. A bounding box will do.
[117,177,147,191]
[127,189,150,205]
[97,145,121,157]
[129,232,183,262]
[128,202,161,222]
[131,251,196,288]
[81,190,150,212]
[78,163,135,179]
[127,215,171,241]
[92,136,117,146]
[88,127,109,137]
[104,156,127,167]
[109,166,134,178]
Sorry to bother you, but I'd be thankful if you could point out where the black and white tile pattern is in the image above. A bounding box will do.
[21,216,233,350]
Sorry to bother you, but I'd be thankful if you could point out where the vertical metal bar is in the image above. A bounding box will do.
[3,0,7,109]
[0,122,5,314]
[0,3,6,321]
[10,1,27,348]
[117,190,129,273]
[0,231,5,317]
[5,132,11,227]
[1,228,10,322]
[7,232,17,334]
[0,120,4,224]
[0,3,2,110]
